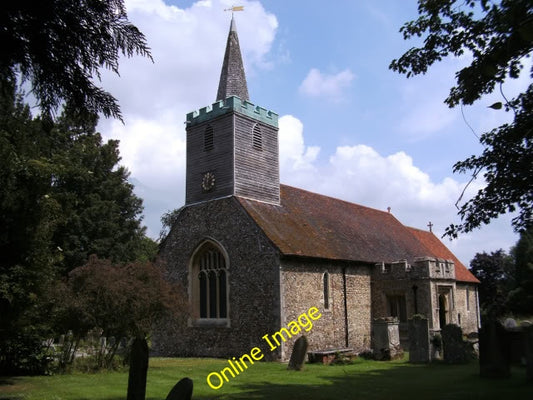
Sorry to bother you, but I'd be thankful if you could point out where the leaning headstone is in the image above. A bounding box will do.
[372,318,403,361]
[165,377,193,400]
[288,335,308,370]
[479,320,511,378]
[408,316,430,363]
[442,324,468,364]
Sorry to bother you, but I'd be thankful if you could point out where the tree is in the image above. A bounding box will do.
[46,111,149,272]
[58,256,186,344]
[0,1,155,373]
[0,0,152,120]
[159,208,183,242]
[470,250,515,317]
[0,83,154,374]
[470,229,533,319]
[48,256,187,397]
[390,0,533,237]
[507,227,533,315]
[0,97,149,274]
[0,81,61,374]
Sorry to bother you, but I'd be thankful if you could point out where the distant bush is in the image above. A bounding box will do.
[46,256,187,372]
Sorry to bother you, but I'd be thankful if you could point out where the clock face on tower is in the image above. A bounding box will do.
[201,171,215,192]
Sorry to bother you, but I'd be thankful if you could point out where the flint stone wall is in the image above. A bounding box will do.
[154,197,372,362]
[454,284,479,335]
[280,259,371,360]
[154,197,282,360]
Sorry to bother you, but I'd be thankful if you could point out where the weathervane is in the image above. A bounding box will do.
[224,5,244,14]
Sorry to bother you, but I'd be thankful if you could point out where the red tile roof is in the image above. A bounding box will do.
[238,185,478,283]
[407,227,479,283]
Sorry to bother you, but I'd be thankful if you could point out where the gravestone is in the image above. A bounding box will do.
[524,324,533,382]
[165,377,193,400]
[479,320,511,378]
[372,318,403,361]
[288,335,308,371]
[408,316,430,363]
[507,327,524,364]
[442,324,468,364]
[127,338,149,400]
[430,333,443,360]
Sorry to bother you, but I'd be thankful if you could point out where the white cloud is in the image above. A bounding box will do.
[97,0,278,236]
[94,1,518,264]
[279,115,320,173]
[279,114,470,215]
[102,114,186,238]
[299,68,355,102]
[277,114,517,265]
[105,115,185,187]
[101,0,278,119]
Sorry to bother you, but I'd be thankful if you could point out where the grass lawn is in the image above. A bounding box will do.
[0,356,530,400]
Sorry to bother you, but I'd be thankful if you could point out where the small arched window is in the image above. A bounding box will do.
[252,123,262,150]
[193,242,228,319]
[323,272,330,310]
[204,125,214,152]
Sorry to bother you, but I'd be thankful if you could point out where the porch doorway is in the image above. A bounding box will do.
[438,294,448,329]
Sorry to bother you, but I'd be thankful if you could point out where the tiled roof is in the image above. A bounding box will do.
[407,227,479,283]
[238,185,478,283]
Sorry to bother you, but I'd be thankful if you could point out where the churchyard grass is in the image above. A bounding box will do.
[1,355,530,400]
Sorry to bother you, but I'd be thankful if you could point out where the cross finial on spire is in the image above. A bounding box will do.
[428,221,434,232]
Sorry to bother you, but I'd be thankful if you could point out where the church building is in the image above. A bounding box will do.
[155,17,480,360]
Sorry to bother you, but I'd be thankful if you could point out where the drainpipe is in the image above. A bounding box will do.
[412,284,418,314]
[475,286,481,329]
[342,266,349,347]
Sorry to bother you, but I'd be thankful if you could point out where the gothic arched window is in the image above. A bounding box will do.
[252,123,262,150]
[192,241,228,319]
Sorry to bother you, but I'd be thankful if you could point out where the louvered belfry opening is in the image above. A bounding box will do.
[204,125,214,152]
[252,123,262,150]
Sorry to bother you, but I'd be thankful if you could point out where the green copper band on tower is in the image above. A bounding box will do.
[186,96,278,128]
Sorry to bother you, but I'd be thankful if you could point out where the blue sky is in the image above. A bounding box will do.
[98,0,527,265]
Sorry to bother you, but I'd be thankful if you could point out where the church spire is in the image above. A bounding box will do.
[216,15,250,102]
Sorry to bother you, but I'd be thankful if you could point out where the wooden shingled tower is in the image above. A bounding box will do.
[185,15,280,206]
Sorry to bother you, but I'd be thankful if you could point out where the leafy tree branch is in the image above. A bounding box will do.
[390,0,532,237]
